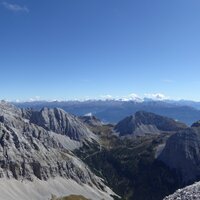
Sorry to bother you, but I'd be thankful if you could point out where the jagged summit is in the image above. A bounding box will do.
[26,107,96,141]
[114,111,187,136]
[0,100,22,116]
[0,102,115,200]
[0,101,95,142]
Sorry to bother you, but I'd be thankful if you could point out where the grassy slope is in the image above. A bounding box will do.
[75,125,182,200]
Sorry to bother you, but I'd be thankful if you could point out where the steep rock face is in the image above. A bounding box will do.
[28,107,95,141]
[0,101,24,129]
[114,111,187,136]
[158,127,200,182]
[163,181,200,200]
[0,102,111,195]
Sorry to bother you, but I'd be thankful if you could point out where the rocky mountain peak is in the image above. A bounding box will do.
[0,100,21,116]
[114,111,187,136]
[0,102,114,199]
[29,107,95,141]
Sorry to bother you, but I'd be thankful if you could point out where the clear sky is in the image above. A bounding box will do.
[1,0,200,101]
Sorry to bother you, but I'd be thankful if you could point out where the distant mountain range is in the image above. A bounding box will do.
[0,101,115,200]
[2,100,200,199]
[13,99,200,125]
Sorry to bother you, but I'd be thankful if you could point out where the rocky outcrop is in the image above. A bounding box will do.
[26,107,95,141]
[114,111,187,136]
[163,181,200,200]
[158,126,200,182]
[0,101,108,192]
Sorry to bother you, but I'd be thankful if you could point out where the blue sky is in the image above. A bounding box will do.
[1,0,200,101]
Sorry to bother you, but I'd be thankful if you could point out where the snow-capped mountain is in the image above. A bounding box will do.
[14,99,200,125]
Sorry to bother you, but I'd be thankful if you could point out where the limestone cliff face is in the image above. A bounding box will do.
[28,107,95,141]
[0,101,105,191]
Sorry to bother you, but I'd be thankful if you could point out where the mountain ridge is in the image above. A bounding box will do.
[0,101,116,200]
[13,100,200,125]
[114,111,187,137]
[2,100,200,200]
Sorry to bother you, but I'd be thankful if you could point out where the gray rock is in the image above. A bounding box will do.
[158,127,200,182]
[163,181,200,200]
[27,107,95,141]
[0,101,106,191]
[114,111,187,137]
